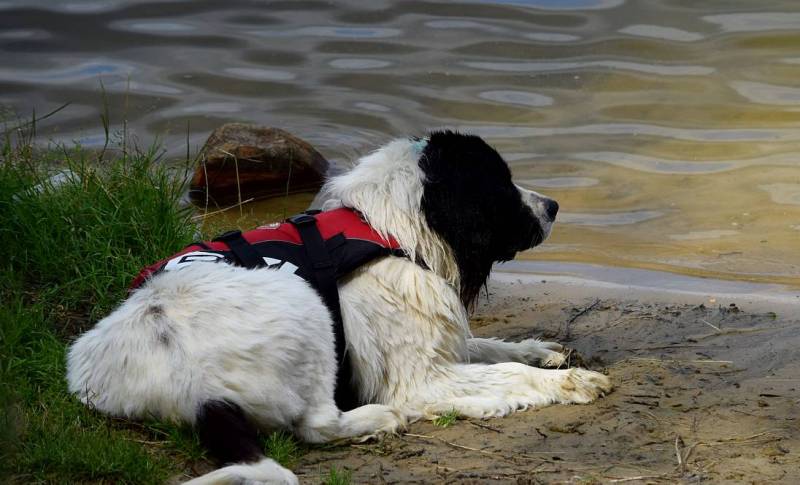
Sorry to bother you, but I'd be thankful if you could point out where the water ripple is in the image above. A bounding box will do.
[478,90,553,107]
[759,184,800,206]
[425,19,507,34]
[462,0,625,11]
[518,177,599,188]
[0,0,147,13]
[523,32,581,42]
[703,13,800,33]
[559,210,663,226]
[223,67,296,81]
[354,102,391,112]
[0,29,51,40]
[465,124,800,143]
[574,152,800,174]
[249,26,402,38]
[329,58,391,69]
[670,230,739,241]
[462,60,714,76]
[618,24,704,42]
[730,81,800,105]
[111,20,197,34]
[574,152,736,174]
[0,60,134,84]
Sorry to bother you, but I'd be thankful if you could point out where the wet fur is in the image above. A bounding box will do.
[67,131,610,484]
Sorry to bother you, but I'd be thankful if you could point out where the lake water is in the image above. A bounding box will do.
[2,0,800,288]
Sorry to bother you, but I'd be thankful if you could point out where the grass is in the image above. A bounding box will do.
[0,127,205,482]
[433,408,459,428]
[321,466,353,485]
[0,119,332,482]
[263,431,302,468]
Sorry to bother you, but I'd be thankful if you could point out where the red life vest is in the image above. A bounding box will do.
[130,207,406,411]
[131,208,403,289]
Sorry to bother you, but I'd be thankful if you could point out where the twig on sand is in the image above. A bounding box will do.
[627,357,733,365]
[606,474,675,483]
[674,435,685,473]
[467,420,503,433]
[405,432,511,460]
[565,299,601,339]
[620,343,709,352]
[403,432,564,463]
[671,431,780,476]
[693,326,789,341]
[700,319,721,332]
[688,431,780,450]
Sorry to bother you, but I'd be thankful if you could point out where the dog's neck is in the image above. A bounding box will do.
[321,139,460,290]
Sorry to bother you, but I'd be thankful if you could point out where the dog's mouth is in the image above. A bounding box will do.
[500,215,546,260]
[521,222,546,251]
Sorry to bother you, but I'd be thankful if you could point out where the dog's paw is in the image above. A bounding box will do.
[539,348,567,368]
[518,338,567,368]
[556,368,612,404]
[183,457,298,485]
[352,404,407,442]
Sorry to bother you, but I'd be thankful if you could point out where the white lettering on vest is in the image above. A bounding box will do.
[262,257,299,275]
[163,251,226,271]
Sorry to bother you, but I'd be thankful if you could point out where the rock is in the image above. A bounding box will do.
[190,123,328,206]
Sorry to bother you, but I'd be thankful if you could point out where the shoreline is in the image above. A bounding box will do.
[293,264,799,483]
[494,260,800,313]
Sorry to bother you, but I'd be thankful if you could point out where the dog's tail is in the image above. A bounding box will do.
[185,400,298,485]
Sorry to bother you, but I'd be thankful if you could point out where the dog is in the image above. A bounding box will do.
[67,131,611,484]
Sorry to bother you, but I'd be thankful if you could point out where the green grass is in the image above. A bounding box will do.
[432,408,459,428]
[0,132,204,482]
[321,466,353,485]
[0,122,324,482]
[263,431,302,468]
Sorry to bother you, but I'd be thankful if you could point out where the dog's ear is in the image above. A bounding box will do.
[419,131,528,307]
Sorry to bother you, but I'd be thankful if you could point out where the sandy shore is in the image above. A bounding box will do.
[294,264,799,484]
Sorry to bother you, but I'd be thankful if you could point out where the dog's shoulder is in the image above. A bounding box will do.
[340,256,469,333]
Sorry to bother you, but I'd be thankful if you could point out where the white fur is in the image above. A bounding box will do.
[517,184,556,240]
[67,137,610,484]
[182,458,298,485]
[468,337,566,367]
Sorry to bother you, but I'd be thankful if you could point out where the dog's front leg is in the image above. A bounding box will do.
[406,362,611,420]
[467,337,566,367]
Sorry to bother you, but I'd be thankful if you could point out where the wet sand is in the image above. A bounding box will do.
[293,267,799,484]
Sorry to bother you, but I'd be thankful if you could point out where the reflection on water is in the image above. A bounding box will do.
[558,210,664,226]
[1,0,800,286]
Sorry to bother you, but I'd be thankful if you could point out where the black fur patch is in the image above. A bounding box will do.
[195,400,263,465]
[146,305,164,316]
[419,130,542,308]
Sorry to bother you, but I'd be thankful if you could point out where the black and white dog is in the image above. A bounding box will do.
[67,131,611,484]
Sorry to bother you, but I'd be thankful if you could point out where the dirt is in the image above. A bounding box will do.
[293,275,800,484]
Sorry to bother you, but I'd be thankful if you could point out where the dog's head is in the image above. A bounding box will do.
[418,131,557,306]
[419,130,556,260]
[323,130,558,307]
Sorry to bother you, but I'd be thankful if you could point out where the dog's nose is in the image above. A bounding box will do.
[544,199,559,220]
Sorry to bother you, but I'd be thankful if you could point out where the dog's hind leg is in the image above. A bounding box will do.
[185,400,298,485]
[467,337,566,367]
[294,401,406,443]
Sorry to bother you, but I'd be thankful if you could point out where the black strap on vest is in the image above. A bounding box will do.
[288,213,358,411]
[213,230,264,269]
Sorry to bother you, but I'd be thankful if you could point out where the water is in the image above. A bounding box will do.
[2,0,800,287]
